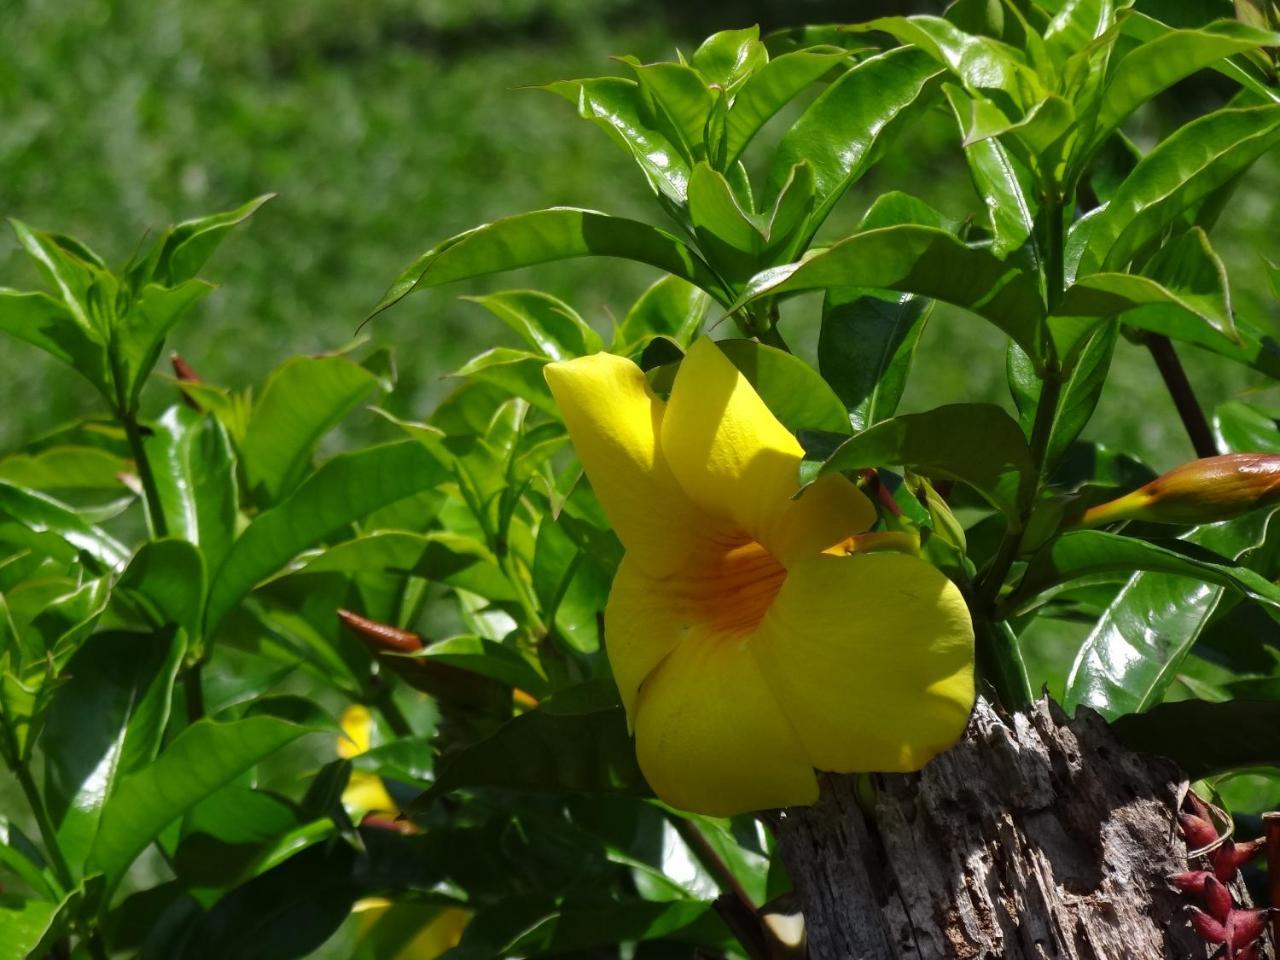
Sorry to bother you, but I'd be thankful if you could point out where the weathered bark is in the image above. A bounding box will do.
[774,697,1268,960]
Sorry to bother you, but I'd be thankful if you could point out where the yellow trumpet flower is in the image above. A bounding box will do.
[544,338,975,816]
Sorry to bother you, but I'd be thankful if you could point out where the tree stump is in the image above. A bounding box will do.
[774,697,1267,960]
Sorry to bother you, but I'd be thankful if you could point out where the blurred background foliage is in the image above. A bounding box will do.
[1,0,1276,461]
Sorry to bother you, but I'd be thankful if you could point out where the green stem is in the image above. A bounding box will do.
[14,758,74,893]
[122,412,168,538]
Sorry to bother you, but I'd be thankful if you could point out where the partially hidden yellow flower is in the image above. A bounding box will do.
[338,704,399,818]
[544,338,975,816]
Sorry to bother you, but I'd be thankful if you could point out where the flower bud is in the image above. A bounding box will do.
[1188,906,1227,944]
[1204,875,1233,923]
[1180,812,1220,851]
[1076,454,1280,528]
[1212,837,1267,881]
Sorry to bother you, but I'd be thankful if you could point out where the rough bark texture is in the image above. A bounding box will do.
[775,697,1268,960]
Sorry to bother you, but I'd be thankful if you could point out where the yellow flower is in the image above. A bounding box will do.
[544,338,975,816]
[338,704,399,818]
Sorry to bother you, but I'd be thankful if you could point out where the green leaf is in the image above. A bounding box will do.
[374,208,726,316]
[625,60,714,155]
[733,224,1046,365]
[1062,508,1280,719]
[0,893,70,960]
[687,162,764,268]
[507,900,719,955]
[118,540,205,641]
[111,280,214,411]
[39,629,183,877]
[691,26,767,88]
[205,441,449,634]
[0,445,128,491]
[143,406,238,575]
[820,289,929,433]
[1214,401,1280,453]
[766,47,941,237]
[612,276,711,354]
[88,714,316,889]
[409,680,649,809]
[152,194,273,286]
[942,85,1039,259]
[724,46,850,165]
[413,635,550,697]
[813,403,1033,520]
[241,355,385,503]
[1009,321,1117,469]
[461,290,602,361]
[1081,104,1280,272]
[0,482,127,568]
[7,219,101,334]
[1058,227,1235,344]
[1111,700,1280,779]
[452,349,556,417]
[1094,20,1280,150]
[0,290,109,395]
[1043,0,1115,67]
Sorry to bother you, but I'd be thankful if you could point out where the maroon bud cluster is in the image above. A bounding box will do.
[1173,791,1271,958]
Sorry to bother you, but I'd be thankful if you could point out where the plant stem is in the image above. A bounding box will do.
[122,412,168,538]
[671,816,774,960]
[1145,334,1219,458]
[14,757,74,892]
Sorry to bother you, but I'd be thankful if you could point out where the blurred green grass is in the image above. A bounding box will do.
[2,0,1278,472]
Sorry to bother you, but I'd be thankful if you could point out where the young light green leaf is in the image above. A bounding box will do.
[240,355,384,503]
[0,482,128,568]
[0,290,110,396]
[461,290,602,361]
[820,289,929,433]
[766,47,942,236]
[0,445,128,491]
[724,46,850,165]
[813,404,1034,520]
[117,540,205,641]
[452,349,556,417]
[733,224,1046,365]
[204,441,449,634]
[374,208,726,317]
[88,715,316,889]
[624,60,714,156]
[612,276,711,354]
[143,406,238,576]
[691,26,767,89]
[152,194,274,286]
[0,893,71,960]
[111,280,214,410]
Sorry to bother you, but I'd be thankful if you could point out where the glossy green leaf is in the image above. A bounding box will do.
[205,441,449,634]
[1214,401,1280,453]
[88,714,316,888]
[532,511,608,655]
[118,539,205,640]
[944,87,1039,259]
[687,162,763,258]
[0,290,109,395]
[612,276,711,354]
[724,46,850,165]
[1081,104,1280,272]
[7,219,102,333]
[1043,0,1115,66]
[1063,508,1279,719]
[453,348,556,417]
[151,194,273,286]
[0,445,128,491]
[412,635,550,697]
[766,47,941,234]
[0,893,70,960]
[375,208,726,316]
[1111,699,1280,778]
[143,405,238,574]
[461,290,602,361]
[0,482,127,568]
[241,355,384,503]
[410,680,649,810]
[542,78,691,204]
[1094,20,1280,149]
[625,60,714,155]
[112,280,214,411]
[1009,321,1117,469]
[691,26,766,88]
[40,629,183,877]
[820,289,929,433]
[733,224,1046,364]
[813,404,1033,519]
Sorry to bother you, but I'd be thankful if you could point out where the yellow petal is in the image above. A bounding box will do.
[752,553,974,772]
[770,473,877,567]
[339,704,375,758]
[545,352,720,576]
[662,338,817,553]
[604,556,689,721]
[633,629,818,816]
[343,771,398,817]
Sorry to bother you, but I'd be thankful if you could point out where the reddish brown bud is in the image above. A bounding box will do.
[1169,870,1215,894]
[360,813,416,834]
[1078,454,1280,528]
[1185,789,1214,822]
[1213,837,1267,881]
[171,352,202,383]
[1227,907,1270,950]
[1189,906,1228,943]
[337,609,424,654]
[1204,876,1233,923]
[1180,812,1221,850]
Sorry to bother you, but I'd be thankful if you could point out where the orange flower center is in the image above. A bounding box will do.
[692,534,787,637]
